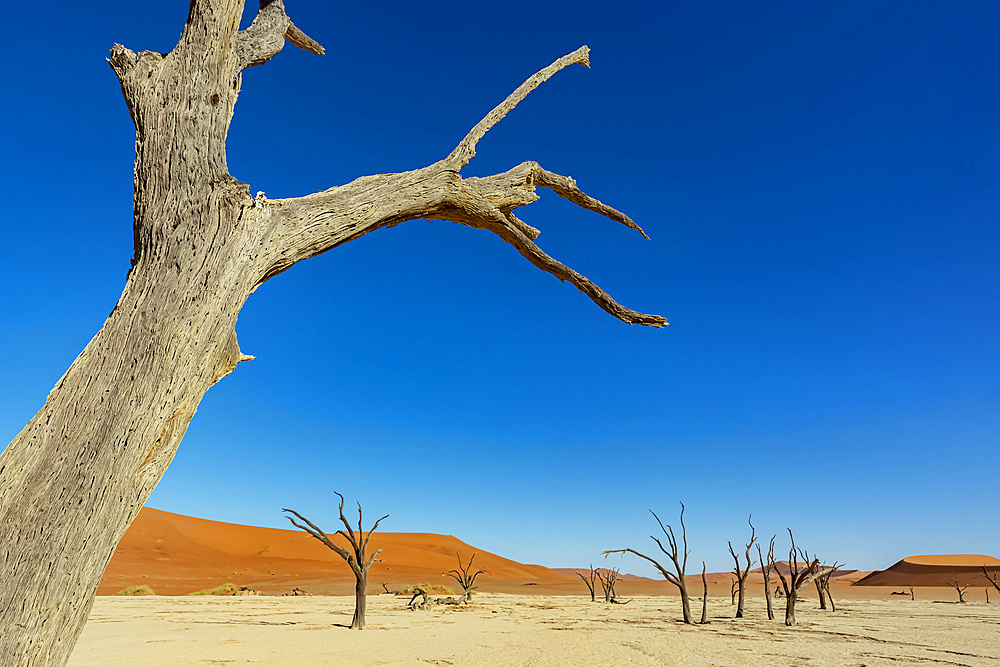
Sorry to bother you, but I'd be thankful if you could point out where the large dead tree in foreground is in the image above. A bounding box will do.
[0,0,665,663]
[284,493,388,630]
[727,515,757,618]
[605,503,693,624]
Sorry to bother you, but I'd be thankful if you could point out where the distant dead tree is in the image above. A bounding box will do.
[604,502,693,624]
[700,562,709,624]
[577,564,598,602]
[728,515,757,618]
[983,566,1000,596]
[596,568,621,603]
[444,553,486,602]
[816,561,844,611]
[284,493,388,630]
[909,587,914,601]
[730,579,738,605]
[770,529,823,627]
[757,536,776,620]
[949,573,967,603]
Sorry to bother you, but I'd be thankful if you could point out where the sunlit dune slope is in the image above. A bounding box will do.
[854,555,1000,587]
[98,508,573,595]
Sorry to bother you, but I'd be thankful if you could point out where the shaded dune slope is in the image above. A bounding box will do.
[853,555,1000,587]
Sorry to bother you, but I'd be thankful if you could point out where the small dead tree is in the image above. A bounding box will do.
[909,587,915,601]
[817,561,842,612]
[444,553,486,602]
[727,515,757,618]
[949,573,967,603]
[983,566,1000,596]
[771,529,823,627]
[408,587,430,610]
[700,561,709,624]
[757,536,776,620]
[730,579,738,605]
[604,502,693,624]
[284,493,387,629]
[596,568,621,603]
[577,564,598,602]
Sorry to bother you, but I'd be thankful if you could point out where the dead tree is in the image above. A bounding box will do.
[757,536,776,620]
[284,493,388,629]
[949,574,968,603]
[408,587,430,610]
[983,566,1000,595]
[817,561,842,612]
[700,562,709,624]
[730,579,738,605]
[577,565,598,602]
[0,2,666,663]
[909,587,914,601]
[801,549,826,610]
[605,502,693,624]
[728,515,757,618]
[596,568,621,603]
[443,553,487,602]
[771,529,823,627]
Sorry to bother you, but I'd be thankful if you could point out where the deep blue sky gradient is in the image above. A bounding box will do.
[1,1,997,575]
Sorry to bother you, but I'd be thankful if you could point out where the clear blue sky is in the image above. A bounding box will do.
[1,1,997,576]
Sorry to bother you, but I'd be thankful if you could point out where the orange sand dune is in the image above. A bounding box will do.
[854,555,1000,587]
[98,508,575,595]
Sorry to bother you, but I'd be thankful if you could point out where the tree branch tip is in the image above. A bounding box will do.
[238,354,256,363]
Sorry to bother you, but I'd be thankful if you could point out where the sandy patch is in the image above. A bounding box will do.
[69,593,1000,666]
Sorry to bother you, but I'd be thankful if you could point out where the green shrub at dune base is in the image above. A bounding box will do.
[187,583,239,596]
[116,585,155,596]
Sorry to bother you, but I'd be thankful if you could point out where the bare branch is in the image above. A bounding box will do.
[447,46,591,169]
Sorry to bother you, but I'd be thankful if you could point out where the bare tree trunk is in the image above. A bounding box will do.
[826,582,836,612]
[785,590,798,626]
[815,578,827,609]
[352,571,367,630]
[758,537,775,621]
[0,1,664,663]
[700,562,708,624]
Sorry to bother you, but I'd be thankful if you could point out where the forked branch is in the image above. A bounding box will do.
[264,46,667,328]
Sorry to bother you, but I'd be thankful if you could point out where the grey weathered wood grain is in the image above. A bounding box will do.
[0,1,664,663]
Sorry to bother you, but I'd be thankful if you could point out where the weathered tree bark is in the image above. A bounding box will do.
[700,561,709,624]
[605,502,692,624]
[815,577,827,609]
[576,564,598,602]
[771,529,823,627]
[0,1,665,664]
[757,536,775,621]
[727,515,756,618]
[284,493,387,629]
[443,553,486,603]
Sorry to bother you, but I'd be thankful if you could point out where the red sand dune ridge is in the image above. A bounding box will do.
[99,508,575,595]
[854,555,1000,587]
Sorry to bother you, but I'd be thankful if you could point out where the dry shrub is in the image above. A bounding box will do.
[396,583,454,595]
[187,583,239,596]
[116,585,155,596]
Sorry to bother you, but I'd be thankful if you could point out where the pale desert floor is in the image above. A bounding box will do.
[68,594,1000,666]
